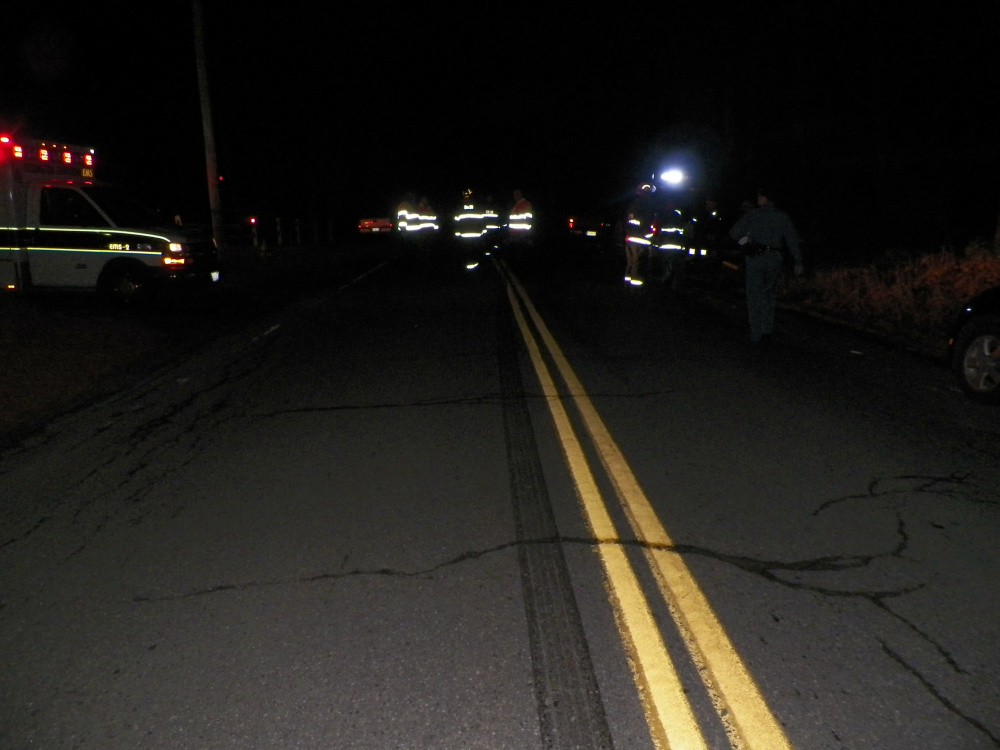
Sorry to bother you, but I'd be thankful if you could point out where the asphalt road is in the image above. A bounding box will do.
[1,238,998,749]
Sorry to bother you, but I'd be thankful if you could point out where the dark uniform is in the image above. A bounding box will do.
[453,189,490,240]
[689,197,725,277]
[649,202,688,286]
[728,190,804,343]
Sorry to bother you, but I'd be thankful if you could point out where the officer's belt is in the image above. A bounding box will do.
[745,242,779,256]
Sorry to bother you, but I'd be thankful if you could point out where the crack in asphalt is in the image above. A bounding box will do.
[122,521,920,621]
[0,390,672,552]
[0,515,49,551]
[676,516,976,681]
[129,527,996,742]
[264,394,505,415]
[260,390,666,418]
[810,473,998,673]
[0,360,258,556]
[812,471,995,516]
[791,471,1000,746]
[881,640,1000,747]
[129,529,929,610]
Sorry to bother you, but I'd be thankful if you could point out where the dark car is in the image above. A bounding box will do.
[948,285,1000,403]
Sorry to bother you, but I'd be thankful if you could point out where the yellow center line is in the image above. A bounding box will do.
[505,282,707,750]
[501,263,794,750]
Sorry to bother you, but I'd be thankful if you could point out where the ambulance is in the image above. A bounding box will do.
[0,133,220,303]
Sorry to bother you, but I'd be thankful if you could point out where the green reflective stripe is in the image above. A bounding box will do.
[27,246,160,256]
[3,227,171,257]
[31,228,166,256]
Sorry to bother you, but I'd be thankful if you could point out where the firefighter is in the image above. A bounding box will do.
[396,192,417,233]
[414,196,438,233]
[649,198,688,285]
[508,189,534,237]
[622,182,656,285]
[453,188,488,240]
[482,194,502,240]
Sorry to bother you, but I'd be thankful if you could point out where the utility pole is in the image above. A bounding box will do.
[995,199,1000,245]
[192,0,225,260]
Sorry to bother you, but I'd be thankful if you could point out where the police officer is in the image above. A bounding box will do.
[728,187,804,344]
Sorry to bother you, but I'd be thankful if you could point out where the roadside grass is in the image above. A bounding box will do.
[781,240,1000,357]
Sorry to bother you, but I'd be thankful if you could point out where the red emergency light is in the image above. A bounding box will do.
[1,136,96,174]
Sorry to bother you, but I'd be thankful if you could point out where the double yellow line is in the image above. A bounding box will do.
[498,260,793,750]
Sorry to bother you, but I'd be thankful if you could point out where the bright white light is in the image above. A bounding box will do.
[660,169,685,185]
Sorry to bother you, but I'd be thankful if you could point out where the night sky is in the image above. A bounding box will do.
[3,2,998,259]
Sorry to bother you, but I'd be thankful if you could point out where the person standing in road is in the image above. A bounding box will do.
[621,182,656,286]
[689,195,725,279]
[501,189,535,262]
[728,187,804,345]
[507,189,534,242]
[396,192,416,234]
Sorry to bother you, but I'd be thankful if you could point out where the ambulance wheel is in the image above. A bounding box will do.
[99,261,148,305]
